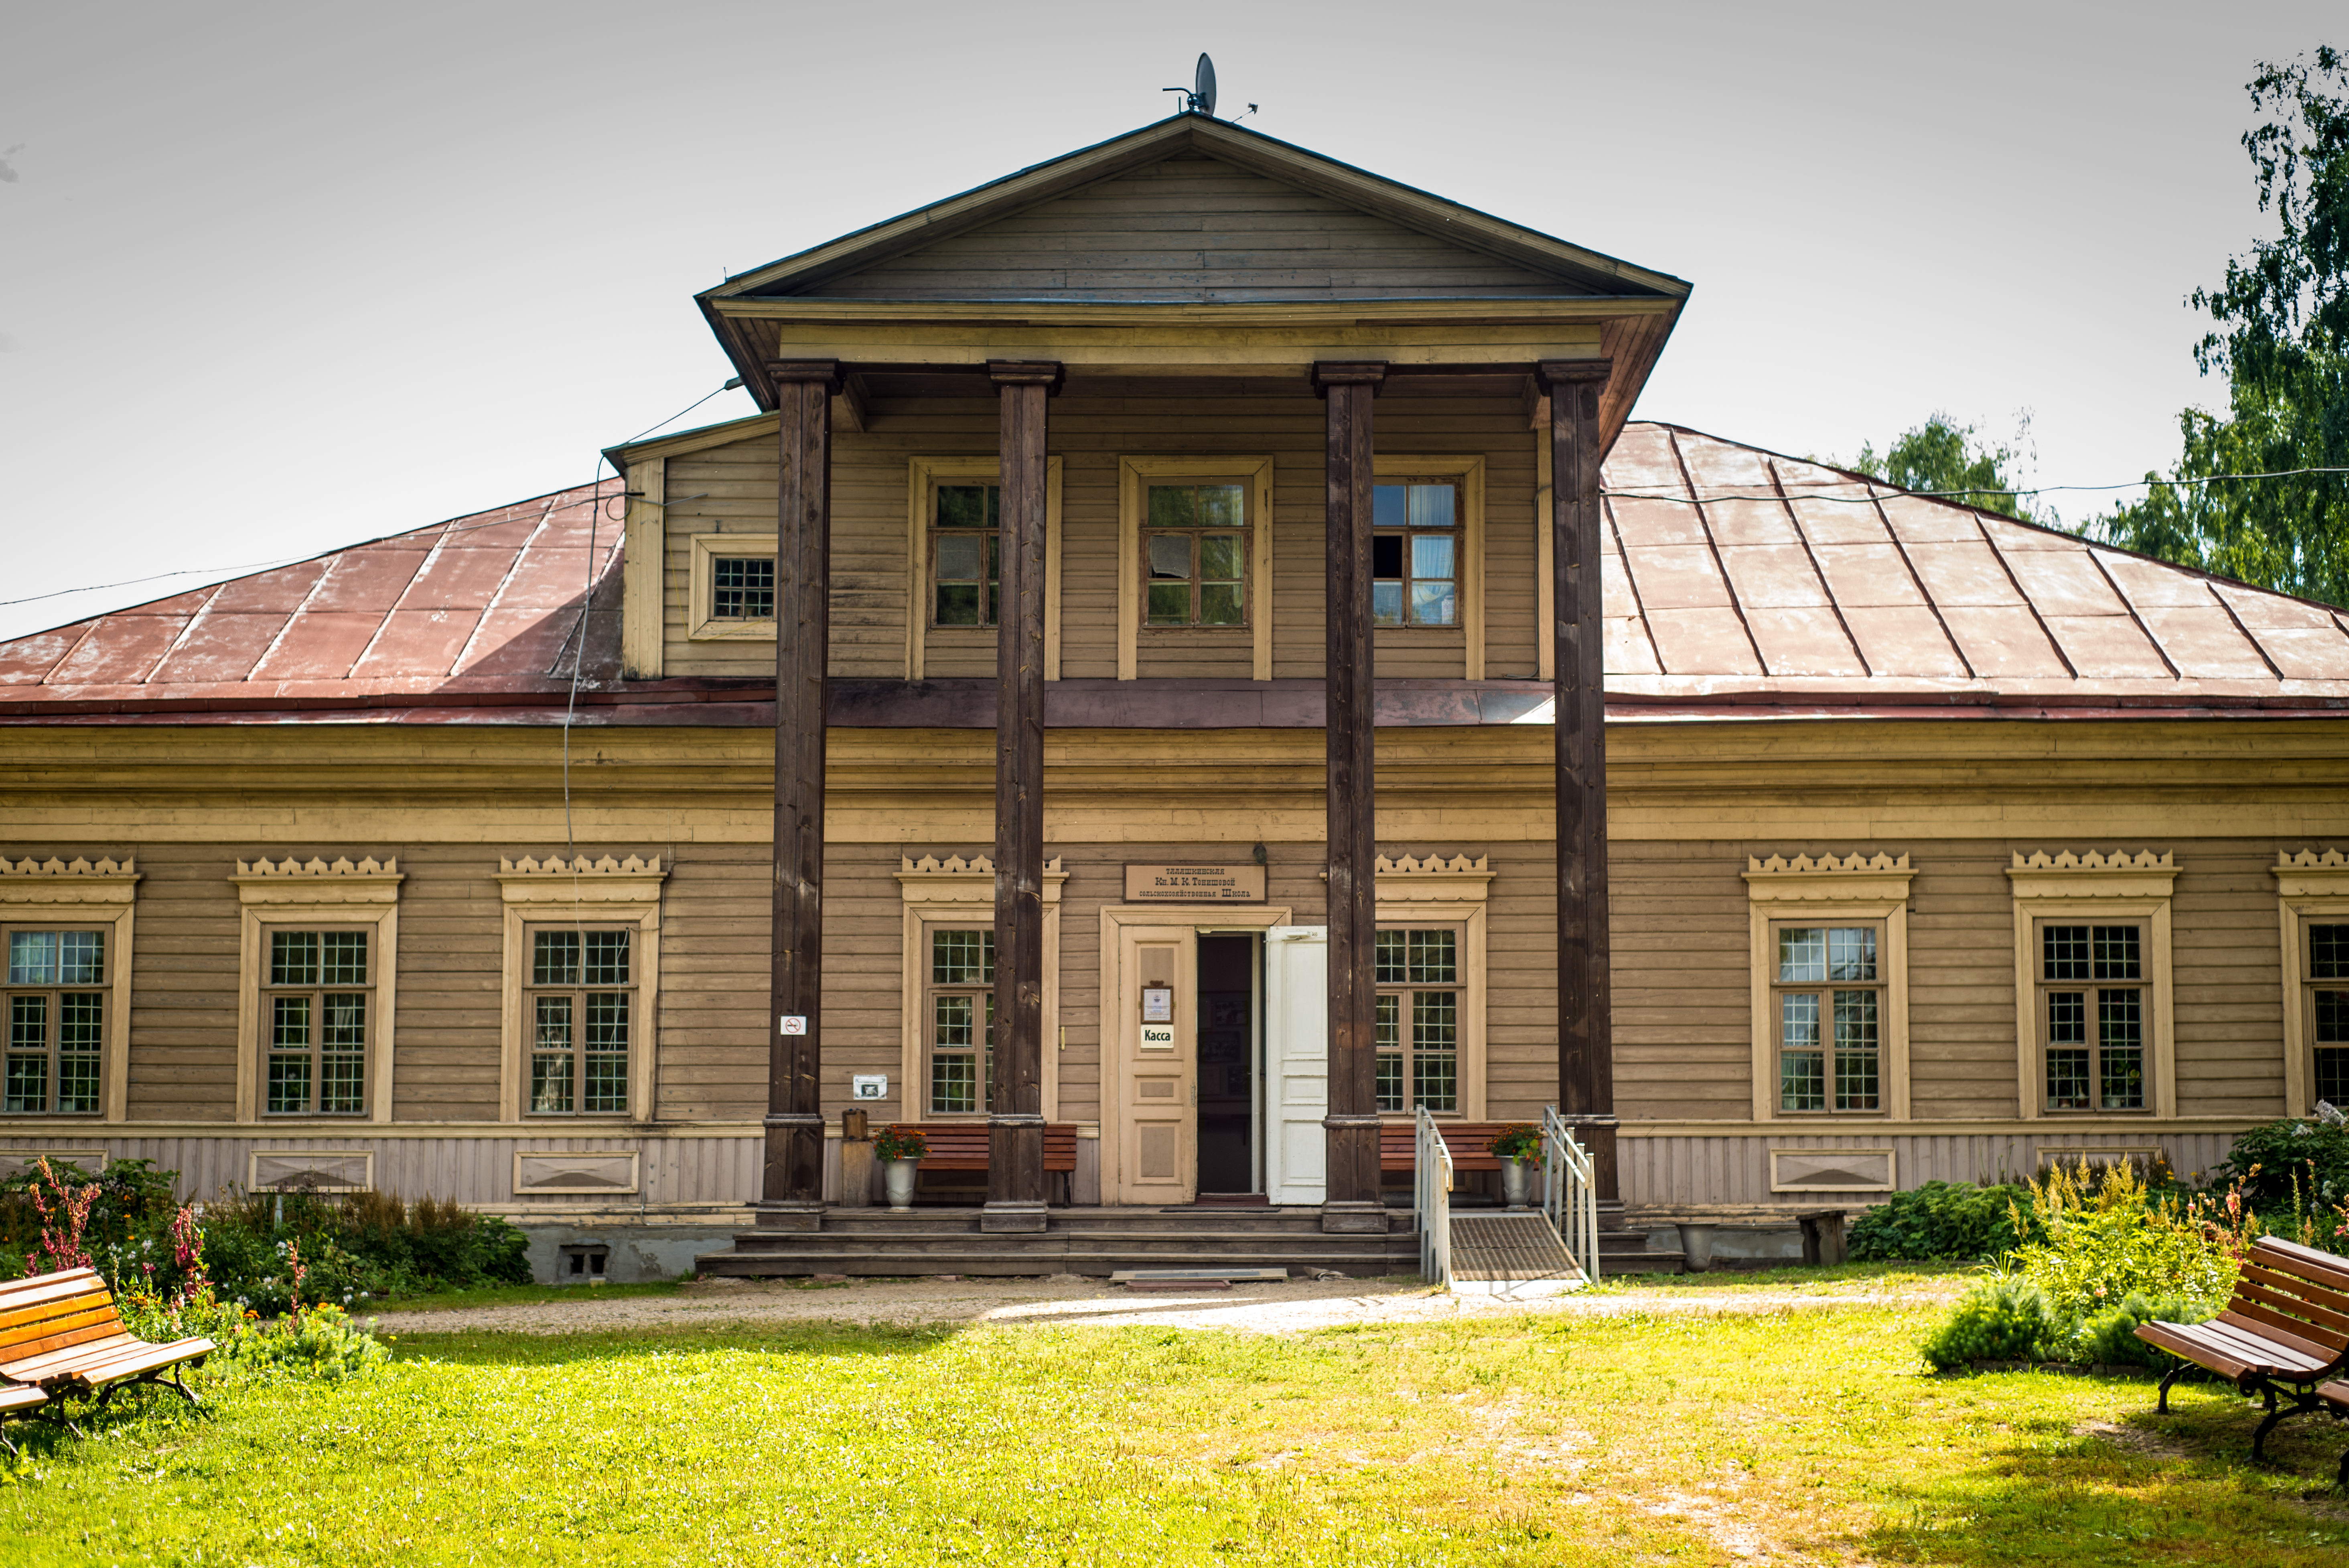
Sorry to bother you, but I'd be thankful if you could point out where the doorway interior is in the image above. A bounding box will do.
[1195,932,1260,1196]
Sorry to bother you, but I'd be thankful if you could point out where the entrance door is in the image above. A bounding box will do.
[1263,925,1328,1205]
[1195,933,1257,1194]
[1112,925,1196,1203]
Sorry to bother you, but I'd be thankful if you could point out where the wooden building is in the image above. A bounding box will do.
[4,113,2348,1276]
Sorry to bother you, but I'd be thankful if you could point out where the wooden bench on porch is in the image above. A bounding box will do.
[1379,1122,1520,1174]
[2135,1235,2349,1465]
[889,1122,1081,1172]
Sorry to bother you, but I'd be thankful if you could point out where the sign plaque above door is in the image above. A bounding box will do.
[1124,863,1267,903]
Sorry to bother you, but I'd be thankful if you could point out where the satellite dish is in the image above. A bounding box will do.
[1194,54,1217,117]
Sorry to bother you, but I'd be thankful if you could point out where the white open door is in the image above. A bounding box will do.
[1263,924,1328,1206]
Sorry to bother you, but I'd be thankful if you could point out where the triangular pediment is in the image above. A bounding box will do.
[708,116,1685,306]
[797,150,1588,304]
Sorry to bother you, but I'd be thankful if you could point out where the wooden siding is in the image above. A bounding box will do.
[1619,1130,2243,1209]
[660,394,1540,682]
[803,153,1583,304]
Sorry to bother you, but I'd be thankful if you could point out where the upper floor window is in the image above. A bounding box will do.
[1143,483,1248,628]
[1773,922,1882,1114]
[930,484,1002,629]
[1372,481,1459,627]
[2038,921,2146,1112]
[527,927,633,1116]
[2305,921,2348,1107]
[928,927,994,1116]
[265,928,372,1117]
[4,927,105,1116]
[710,557,775,622]
[1375,926,1460,1114]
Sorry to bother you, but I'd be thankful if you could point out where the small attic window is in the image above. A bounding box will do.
[711,558,775,621]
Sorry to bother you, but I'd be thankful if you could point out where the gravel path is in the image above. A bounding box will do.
[371,1274,1965,1337]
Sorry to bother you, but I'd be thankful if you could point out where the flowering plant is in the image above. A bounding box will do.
[874,1126,929,1162]
[1486,1125,1542,1162]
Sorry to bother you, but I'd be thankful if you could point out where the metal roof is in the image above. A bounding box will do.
[2,426,2345,724]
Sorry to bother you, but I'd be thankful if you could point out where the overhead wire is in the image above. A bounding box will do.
[1602,463,2349,506]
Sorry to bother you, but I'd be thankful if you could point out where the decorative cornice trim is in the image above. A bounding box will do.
[2274,848,2349,900]
[0,856,138,878]
[1367,852,1494,904]
[1375,853,1492,878]
[2006,849,2176,899]
[1744,852,1913,904]
[497,854,667,907]
[897,854,1067,903]
[231,856,403,907]
[0,856,140,906]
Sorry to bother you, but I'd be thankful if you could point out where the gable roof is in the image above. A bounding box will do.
[704,115,1688,304]
[2,426,2345,725]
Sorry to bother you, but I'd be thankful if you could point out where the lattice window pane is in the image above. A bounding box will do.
[534,930,580,986]
[1374,931,1406,985]
[584,994,629,1114]
[270,931,318,987]
[320,932,367,986]
[57,993,101,1114]
[1833,989,1878,1111]
[2317,1047,2349,1106]
[2043,925,2091,982]
[8,931,57,986]
[1827,927,1876,982]
[58,931,103,986]
[584,930,630,987]
[1408,930,1456,985]
[931,1053,977,1116]
[2092,926,2141,982]
[1778,928,1826,984]
[2099,990,2145,1109]
[932,930,992,986]
[1376,1051,1403,1114]
[2317,988,2349,1044]
[531,1051,574,1116]
[1414,1051,1458,1114]
[2312,925,2349,981]
[8,994,43,1053]
[1779,992,1823,1111]
[272,994,311,1049]
[5,1053,46,1115]
[1413,991,1457,1052]
[712,556,775,620]
[267,1054,312,1116]
[2047,1048,2091,1110]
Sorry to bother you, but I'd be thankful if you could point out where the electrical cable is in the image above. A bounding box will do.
[1602,463,2349,506]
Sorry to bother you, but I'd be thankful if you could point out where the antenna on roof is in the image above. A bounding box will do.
[1163,53,1217,116]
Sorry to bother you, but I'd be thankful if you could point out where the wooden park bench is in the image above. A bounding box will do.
[1379,1122,1519,1174]
[0,1267,215,1417]
[2135,1235,2349,1463]
[2321,1379,2349,1489]
[0,1377,44,1455]
[886,1123,1079,1173]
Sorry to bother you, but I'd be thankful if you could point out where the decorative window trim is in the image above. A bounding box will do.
[0,856,138,1123]
[896,855,1065,1122]
[1373,456,1487,678]
[2273,850,2349,1117]
[1373,854,1493,1121]
[1117,455,1275,682]
[513,1148,641,1197]
[1770,1146,1897,1193]
[2007,850,2177,1121]
[906,456,1065,682]
[496,856,666,1125]
[1743,854,1914,1124]
[232,857,403,1126]
[685,532,779,643]
[248,1148,373,1194]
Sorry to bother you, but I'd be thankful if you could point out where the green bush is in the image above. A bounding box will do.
[200,1189,533,1312]
[2071,1291,2208,1370]
[2214,1116,2349,1250]
[210,1303,387,1384]
[1849,1181,2039,1262]
[1920,1278,2057,1368]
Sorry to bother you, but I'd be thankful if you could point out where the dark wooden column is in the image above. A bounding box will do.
[1313,360,1387,1234]
[984,359,1061,1234]
[759,359,842,1231]
[1536,358,1619,1211]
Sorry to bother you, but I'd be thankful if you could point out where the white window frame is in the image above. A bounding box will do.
[496,854,666,1124]
[1116,455,1275,682]
[1373,853,1493,1121]
[232,856,403,1126]
[895,854,1064,1122]
[2007,850,2177,1122]
[2273,849,2349,1117]
[0,856,138,1124]
[1744,854,1914,1123]
[906,456,1065,682]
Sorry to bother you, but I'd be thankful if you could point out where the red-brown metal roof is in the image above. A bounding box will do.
[2,427,2345,725]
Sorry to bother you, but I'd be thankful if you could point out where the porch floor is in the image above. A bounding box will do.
[695,1205,1680,1279]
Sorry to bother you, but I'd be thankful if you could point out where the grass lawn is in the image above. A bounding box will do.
[4,1292,2345,1566]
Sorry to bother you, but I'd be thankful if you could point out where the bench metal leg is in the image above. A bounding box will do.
[2156,1361,2187,1413]
[2247,1383,2324,1464]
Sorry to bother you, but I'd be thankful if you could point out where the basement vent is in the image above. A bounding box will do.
[558,1244,610,1283]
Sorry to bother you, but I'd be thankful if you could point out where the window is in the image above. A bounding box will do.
[1771,923,1884,1114]
[2305,921,2348,1107]
[1142,483,1248,628]
[1375,927,1461,1114]
[1371,481,1459,627]
[925,927,994,1115]
[710,557,774,622]
[4,928,105,1115]
[526,927,634,1116]
[929,484,1000,628]
[2036,922,2147,1112]
[263,929,372,1116]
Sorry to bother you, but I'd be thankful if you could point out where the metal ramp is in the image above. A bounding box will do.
[1414,1106,1598,1296]
[1447,1212,1586,1297]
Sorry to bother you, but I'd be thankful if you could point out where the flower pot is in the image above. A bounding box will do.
[1500,1156,1533,1209]
[883,1158,919,1211]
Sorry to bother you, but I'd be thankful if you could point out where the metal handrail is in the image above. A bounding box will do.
[1542,1105,1599,1285]
[1414,1106,1454,1287]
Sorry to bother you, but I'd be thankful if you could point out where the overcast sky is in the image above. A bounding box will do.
[1,1,2338,640]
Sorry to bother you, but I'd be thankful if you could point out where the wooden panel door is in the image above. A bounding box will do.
[1264,925,1329,1205]
[1114,926,1196,1204]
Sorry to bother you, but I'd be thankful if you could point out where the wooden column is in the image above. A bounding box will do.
[984,359,1060,1234]
[758,359,842,1231]
[1313,361,1387,1234]
[1536,358,1619,1209]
